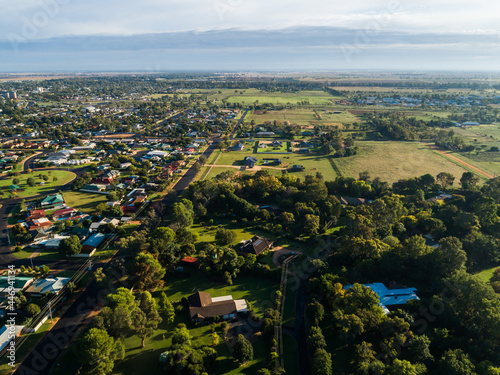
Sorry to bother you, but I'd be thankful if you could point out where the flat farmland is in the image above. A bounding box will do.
[334,141,482,184]
[225,89,339,106]
[249,108,317,125]
[248,108,361,126]
[454,124,500,148]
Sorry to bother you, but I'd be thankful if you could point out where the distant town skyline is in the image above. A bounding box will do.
[1,0,500,71]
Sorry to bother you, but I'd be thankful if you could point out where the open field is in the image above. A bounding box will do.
[0,170,76,198]
[248,108,318,126]
[205,149,337,180]
[62,191,108,213]
[334,140,482,184]
[225,89,340,106]
[248,107,361,126]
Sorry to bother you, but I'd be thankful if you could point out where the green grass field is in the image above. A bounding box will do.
[333,140,480,184]
[0,170,76,198]
[225,89,339,107]
[206,149,337,181]
[475,266,500,284]
[62,191,108,213]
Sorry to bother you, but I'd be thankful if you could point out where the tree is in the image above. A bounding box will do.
[77,328,124,375]
[433,237,467,277]
[158,292,175,324]
[26,303,40,317]
[460,172,480,190]
[26,177,35,187]
[233,334,253,363]
[437,172,455,190]
[110,205,124,217]
[211,332,220,347]
[172,202,193,228]
[12,178,19,185]
[59,235,82,256]
[171,324,192,348]
[215,227,237,246]
[312,348,332,375]
[390,359,426,375]
[438,349,476,375]
[306,301,325,325]
[133,291,162,347]
[408,335,433,363]
[304,214,320,235]
[307,326,326,351]
[131,253,165,291]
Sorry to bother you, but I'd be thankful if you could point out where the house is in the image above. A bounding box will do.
[43,235,70,249]
[40,194,64,209]
[272,141,283,147]
[188,292,248,322]
[30,229,49,243]
[25,277,71,297]
[81,232,106,253]
[181,257,199,266]
[8,185,23,192]
[0,325,24,355]
[28,217,52,231]
[255,131,275,137]
[338,196,367,206]
[344,283,419,314]
[0,277,33,295]
[80,184,108,193]
[258,143,268,149]
[52,208,75,220]
[243,156,258,168]
[240,236,274,256]
[89,218,120,231]
[290,165,304,171]
[119,162,132,170]
[231,143,244,151]
[25,209,46,222]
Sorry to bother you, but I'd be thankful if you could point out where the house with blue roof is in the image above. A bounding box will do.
[344,282,419,314]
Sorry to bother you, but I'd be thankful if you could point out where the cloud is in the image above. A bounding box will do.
[1,26,500,72]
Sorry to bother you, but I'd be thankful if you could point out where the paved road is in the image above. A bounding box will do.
[169,109,248,194]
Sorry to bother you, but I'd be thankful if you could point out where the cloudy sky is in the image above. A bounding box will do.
[1,0,500,71]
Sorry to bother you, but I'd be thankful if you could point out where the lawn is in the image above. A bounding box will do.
[159,273,277,318]
[256,141,291,154]
[0,170,76,198]
[333,140,480,184]
[208,149,337,181]
[94,272,277,375]
[62,191,108,213]
[13,245,63,260]
[475,266,500,284]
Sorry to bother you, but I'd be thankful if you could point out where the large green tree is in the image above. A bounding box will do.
[77,328,124,375]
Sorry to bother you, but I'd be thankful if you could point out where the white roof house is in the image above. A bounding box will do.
[25,277,71,296]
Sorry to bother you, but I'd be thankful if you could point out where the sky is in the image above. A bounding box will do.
[1,0,500,72]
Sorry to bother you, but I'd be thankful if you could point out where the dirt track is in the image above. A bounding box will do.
[424,143,494,179]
